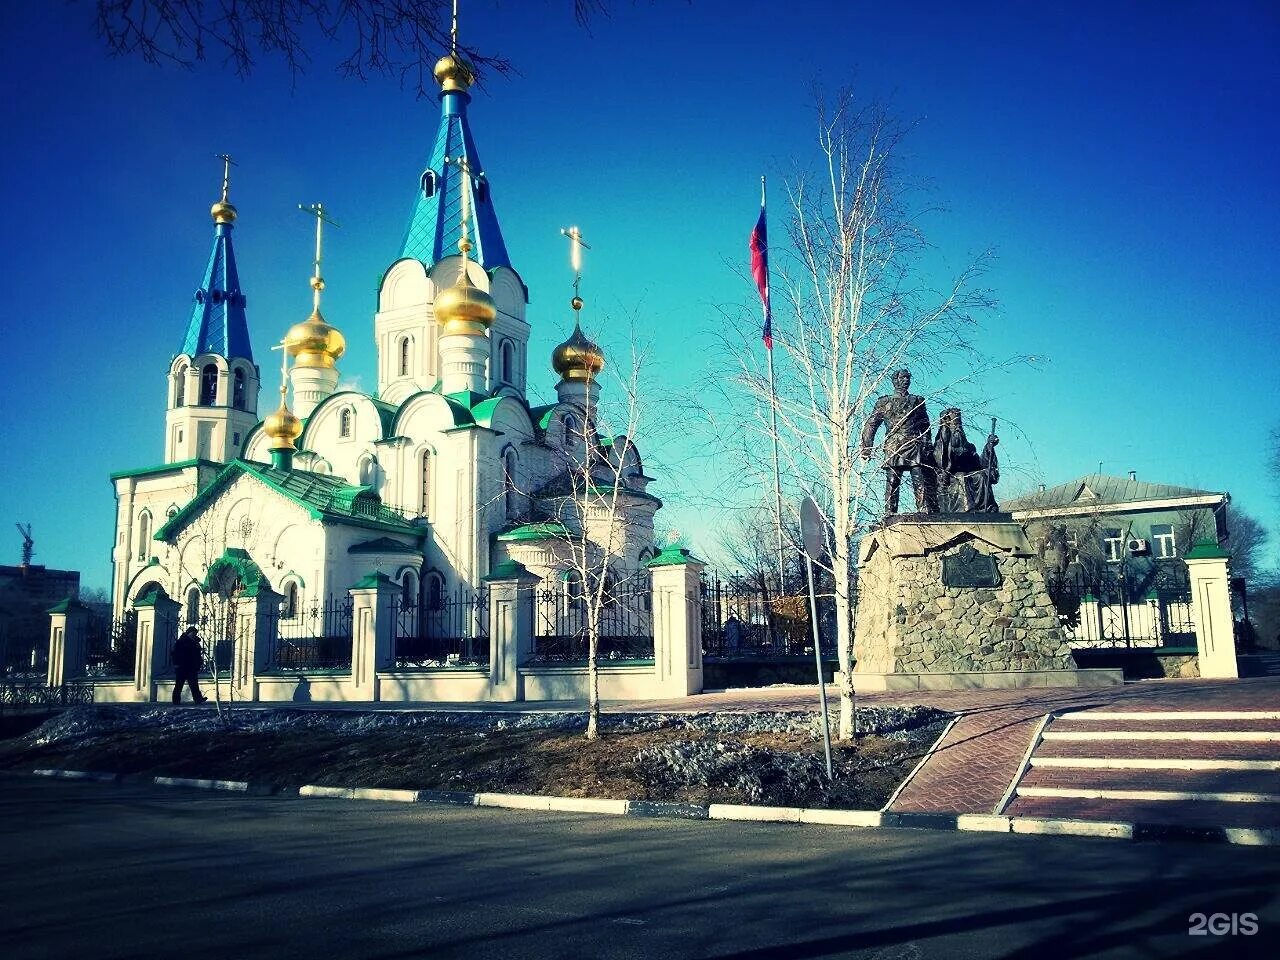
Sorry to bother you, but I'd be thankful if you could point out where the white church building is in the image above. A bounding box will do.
[94,47,701,703]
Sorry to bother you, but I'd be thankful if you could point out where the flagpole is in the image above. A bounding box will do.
[762,176,787,594]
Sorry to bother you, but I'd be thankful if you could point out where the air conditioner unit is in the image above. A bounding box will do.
[1128,538,1151,555]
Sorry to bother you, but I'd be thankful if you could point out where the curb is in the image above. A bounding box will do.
[18,768,1278,846]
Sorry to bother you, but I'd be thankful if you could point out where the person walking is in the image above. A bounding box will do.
[172,626,209,705]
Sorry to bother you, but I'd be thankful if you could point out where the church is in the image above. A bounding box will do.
[107,47,662,633]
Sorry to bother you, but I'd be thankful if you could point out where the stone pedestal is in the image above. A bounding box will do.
[853,515,1121,690]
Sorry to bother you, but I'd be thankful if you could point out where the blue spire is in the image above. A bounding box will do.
[181,204,253,363]
[399,84,512,270]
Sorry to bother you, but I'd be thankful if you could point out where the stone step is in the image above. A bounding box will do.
[1031,755,1280,772]
[1004,794,1280,830]
[1019,766,1280,796]
[1049,716,1280,733]
[1054,710,1280,722]
[1034,738,1280,761]
[1042,729,1280,742]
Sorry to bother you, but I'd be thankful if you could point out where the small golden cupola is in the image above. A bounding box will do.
[433,51,475,94]
[263,392,303,471]
[552,316,605,383]
[434,235,497,337]
[284,287,347,369]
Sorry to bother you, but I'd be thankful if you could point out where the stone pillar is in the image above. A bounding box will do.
[485,560,538,702]
[350,573,398,702]
[233,587,283,699]
[1185,541,1238,679]
[647,548,705,697]
[46,599,90,688]
[133,586,180,702]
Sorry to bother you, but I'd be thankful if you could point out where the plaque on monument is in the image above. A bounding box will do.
[941,543,1001,588]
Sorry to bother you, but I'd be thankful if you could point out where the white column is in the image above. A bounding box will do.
[349,574,398,702]
[46,600,90,688]
[1185,543,1238,679]
[440,333,489,394]
[133,589,180,702]
[649,549,705,697]
[290,366,340,419]
[485,561,538,702]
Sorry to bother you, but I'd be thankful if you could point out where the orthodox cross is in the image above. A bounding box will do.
[450,0,460,55]
[215,153,236,202]
[269,336,290,406]
[298,202,340,312]
[559,226,590,304]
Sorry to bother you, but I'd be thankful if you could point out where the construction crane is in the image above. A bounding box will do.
[15,523,33,566]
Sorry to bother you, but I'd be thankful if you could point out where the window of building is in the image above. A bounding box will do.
[339,408,353,438]
[401,570,419,609]
[502,448,519,519]
[563,414,578,447]
[473,176,488,203]
[1103,528,1124,563]
[500,340,514,384]
[174,365,187,407]
[398,337,411,377]
[1152,523,1177,559]
[420,450,431,518]
[199,364,218,406]
[283,581,300,619]
[136,512,152,562]
[426,572,444,611]
[232,368,246,410]
[420,169,437,198]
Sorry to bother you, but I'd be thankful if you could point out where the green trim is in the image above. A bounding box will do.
[390,389,475,433]
[484,559,535,581]
[1185,539,1230,560]
[646,546,705,568]
[351,571,398,590]
[203,547,273,597]
[348,536,420,555]
[133,584,178,609]
[110,457,220,481]
[496,521,571,543]
[47,597,89,615]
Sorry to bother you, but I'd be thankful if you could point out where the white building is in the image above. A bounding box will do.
[109,49,661,628]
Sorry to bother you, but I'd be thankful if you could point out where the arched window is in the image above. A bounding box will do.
[398,337,411,377]
[420,450,431,518]
[199,364,218,406]
[502,448,519,519]
[473,176,489,203]
[232,368,246,410]
[420,169,437,198]
[185,587,200,623]
[563,414,578,447]
[358,455,377,486]
[500,340,515,384]
[174,365,187,407]
[339,408,353,438]
[426,572,444,612]
[401,570,419,609]
[283,581,300,619]
[136,512,152,562]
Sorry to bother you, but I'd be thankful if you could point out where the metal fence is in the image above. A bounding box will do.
[0,682,94,713]
[170,607,237,676]
[700,576,833,659]
[1047,565,1195,649]
[531,582,654,662]
[0,620,49,681]
[263,596,354,671]
[84,613,137,678]
[391,590,490,668]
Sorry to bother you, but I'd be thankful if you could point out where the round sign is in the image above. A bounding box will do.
[800,495,826,561]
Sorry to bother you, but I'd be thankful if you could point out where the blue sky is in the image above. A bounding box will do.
[1,1,1277,591]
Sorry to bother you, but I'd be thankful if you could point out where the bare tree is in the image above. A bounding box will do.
[89,0,606,96]
[724,91,995,740]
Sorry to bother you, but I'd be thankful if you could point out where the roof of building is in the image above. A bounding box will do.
[398,87,511,270]
[181,219,253,362]
[154,459,424,542]
[1004,474,1227,512]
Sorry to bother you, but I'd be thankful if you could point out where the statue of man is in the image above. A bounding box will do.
[859,368,939,515]
[933,408,1000,513]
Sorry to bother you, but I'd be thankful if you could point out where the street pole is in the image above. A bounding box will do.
[800,495,834,779]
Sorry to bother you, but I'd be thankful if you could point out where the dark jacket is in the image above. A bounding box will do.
[172,633,204,672]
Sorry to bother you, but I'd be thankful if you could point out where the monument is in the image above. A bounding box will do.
[853,370,1121,690]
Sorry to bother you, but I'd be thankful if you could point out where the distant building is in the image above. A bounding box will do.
[0,564,80,667]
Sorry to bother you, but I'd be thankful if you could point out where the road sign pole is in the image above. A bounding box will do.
[800,495,834,780]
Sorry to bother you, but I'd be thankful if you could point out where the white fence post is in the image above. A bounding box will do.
[1185,541,1238,679]
[46,599,89,688]
[349,573,398,702]
[485,560,538,702]
[648,548,705,697]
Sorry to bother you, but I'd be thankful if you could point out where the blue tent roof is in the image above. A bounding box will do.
[181,220,253,363]
[399,89,511,270]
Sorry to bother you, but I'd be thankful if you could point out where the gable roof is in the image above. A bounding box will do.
[154,459,424,542]
[1004,474,1226,512]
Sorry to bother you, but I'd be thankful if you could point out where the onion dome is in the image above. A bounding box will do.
[435,243,497,336]
[434,52,476,93]
[263,399,303,450]
[211,200,237,225]
[552,318,605,382]
[284,279,347,369]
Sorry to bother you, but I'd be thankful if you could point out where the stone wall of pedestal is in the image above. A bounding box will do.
[852,517,1114,690]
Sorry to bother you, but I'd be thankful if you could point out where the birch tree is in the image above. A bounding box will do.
[726,92,995,740]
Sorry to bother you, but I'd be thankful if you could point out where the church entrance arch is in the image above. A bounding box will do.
[195,548,269,677]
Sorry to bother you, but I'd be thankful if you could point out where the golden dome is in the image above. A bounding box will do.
[284,307,346,369]
[211,200,238,225]
[435,262,497,336]
[263,401,303,450]
[552,321,605,382]
[434,52,475,93]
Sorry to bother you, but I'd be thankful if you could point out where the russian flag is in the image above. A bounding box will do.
[749,192,772,350]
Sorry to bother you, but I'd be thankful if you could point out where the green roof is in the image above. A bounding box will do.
[496,521,572,543]
[1185,539,1230,560]
[154,459,424,542]
[646,546,705,568]
[348,536,420,554]
[351,571,398,590]
[1004,474,1226,511]
[110,457,221,481]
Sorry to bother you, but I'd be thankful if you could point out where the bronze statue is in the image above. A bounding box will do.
[860,369,939,515]
[933,408,1000,513]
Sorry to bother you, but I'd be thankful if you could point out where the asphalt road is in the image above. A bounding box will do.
[1,778,1277,960]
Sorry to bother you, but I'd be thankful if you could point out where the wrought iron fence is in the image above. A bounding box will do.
[531,582,654,662]
[264,596,354,671]
[391,589,489,668]
[85,613,137,678]
[1047,565,1195,649]
[0,682,94,712]
[169,608,236,676]
[0,621,49,680]
[700,575,833,659]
